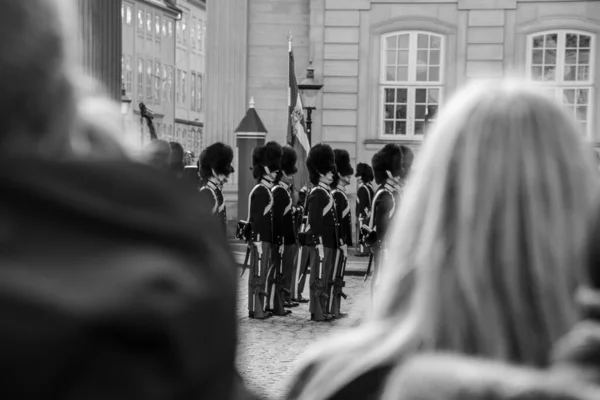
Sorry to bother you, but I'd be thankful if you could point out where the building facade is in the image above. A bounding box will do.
[121,0,206,157]
[207,0,600,222]
[77,0,122,101]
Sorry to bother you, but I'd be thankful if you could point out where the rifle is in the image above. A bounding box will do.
[268,242,288,316]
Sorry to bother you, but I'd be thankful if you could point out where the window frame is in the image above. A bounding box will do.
[378,30,446,140]
[525,29,596,139]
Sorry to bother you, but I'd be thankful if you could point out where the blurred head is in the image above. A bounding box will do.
[142,140,171,171]
[169,142,185,172]
[290,79,600,400]
[0,0,78,156]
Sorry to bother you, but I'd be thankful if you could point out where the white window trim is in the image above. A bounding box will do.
[379,31,446,140]
[525,30,596,139]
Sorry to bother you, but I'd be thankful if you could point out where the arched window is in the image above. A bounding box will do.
[380,31,444,138]
[527,30,595,137]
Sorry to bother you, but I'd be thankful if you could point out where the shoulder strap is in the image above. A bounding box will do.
[369,189,387,228]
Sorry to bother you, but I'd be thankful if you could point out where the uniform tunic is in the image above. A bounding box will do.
[247,179,274,318]
[329,186,352,317]
[356,182,374,253]
[267,181,298,308]
[306,182,339,321]
[292,184,312,300]
[199,180,227,232]
[369,183,399,290]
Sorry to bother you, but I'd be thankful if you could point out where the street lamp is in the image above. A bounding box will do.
[298,61,323,145]
[121,84,132,115]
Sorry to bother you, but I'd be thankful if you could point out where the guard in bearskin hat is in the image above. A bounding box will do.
[302,143,338,322]
[292,182,312,304]
[245,141,282,320]
[266,146,301,315]
[362,143,405,292]
[198,142,235,232]
[328,149,354,318]
[355,163,375,257]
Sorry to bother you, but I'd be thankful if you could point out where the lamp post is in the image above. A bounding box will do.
[298,61,323,145]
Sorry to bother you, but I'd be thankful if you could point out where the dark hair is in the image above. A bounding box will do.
[372,144,403,185]
[252,141,282,182]
[355,163,374,183]
[399,145,415,180]
[306,143,335,186]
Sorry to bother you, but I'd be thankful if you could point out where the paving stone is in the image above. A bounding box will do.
[236,275,369,399]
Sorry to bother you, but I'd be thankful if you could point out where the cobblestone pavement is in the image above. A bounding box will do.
[236,276,372,400]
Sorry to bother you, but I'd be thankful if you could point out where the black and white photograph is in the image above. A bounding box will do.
[3,0,600,399]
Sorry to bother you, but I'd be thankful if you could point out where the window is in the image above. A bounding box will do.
[162,18,167,37]
[155,62,161,105]
[191,73,196,110]
[176,20,181,42]
[182,15,187,44]
[380,31,444,138]
[146,12,152,33]
[155,15,161,36]
[527,31,595,137]
[137,58,144,101]
[176,69,182,104]
[162,65,168,102]
[197,73,203,112]
[199,20,203,51]
[168,66,174,103]
[182,71,187,104]
[125,55,132,95]
[146,60,153,103]
[126,6,132,25]
[137,9,144,30]
[121,4,125,23]
[168,21,173,37]
[191,17,196,49]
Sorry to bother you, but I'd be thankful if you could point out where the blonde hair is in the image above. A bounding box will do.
[288,79,600,400]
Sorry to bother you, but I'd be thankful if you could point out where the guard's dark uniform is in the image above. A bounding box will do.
[291,183,311,302]
[304,144,338,322]
[367,144,405,292]
[355,163,375,256]
[198,142,235,234]
[199,180,226,229]
[247,141,282,320]
[266,145,300,313]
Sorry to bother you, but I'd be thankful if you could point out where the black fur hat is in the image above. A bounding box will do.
[355,163,374,183]
[252,141,282,180]
[372,143,403,185]
[281,146,298,175]
[400,145,414,180]
[306,143,336,185]
[334,149,354,177]
[199,142,234,180]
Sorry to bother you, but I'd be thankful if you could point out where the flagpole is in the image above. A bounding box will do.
[288,31,292,110]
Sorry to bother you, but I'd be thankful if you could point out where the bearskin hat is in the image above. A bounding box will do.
[355,163,374,183]
[306,143,336,185]
[399,145,414,180]
[252,141,282,180]
[372,143,403,185]
[334,149,354,177]
[199,142,235,180]
[281,146,298,175]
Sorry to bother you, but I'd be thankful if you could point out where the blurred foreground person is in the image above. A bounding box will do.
[287,79,600,400]
[379,200,600,400]
[199,142,235,233]
[0,1,256,399]
[142,139,171,171]
[169,141,185,177]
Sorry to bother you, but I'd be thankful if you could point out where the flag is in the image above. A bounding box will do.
[287,41,310,193]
